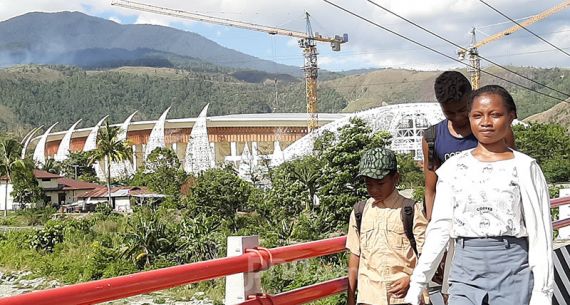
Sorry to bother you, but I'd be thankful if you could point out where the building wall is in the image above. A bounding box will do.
[44,189,98,205]
[38,178,59,189]
[44,126,307,161]
[114,197,132,213]
[0,182,15,211]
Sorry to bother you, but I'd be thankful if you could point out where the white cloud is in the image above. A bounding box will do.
[108,16,121,24]
[134,16,169,26]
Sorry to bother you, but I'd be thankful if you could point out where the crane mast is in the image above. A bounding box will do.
[300,13,319,131]
[458,0,570,89]
[111,0,348,131]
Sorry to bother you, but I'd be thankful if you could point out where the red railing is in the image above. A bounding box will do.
[551,196,570,208]
[1,195,569,305]
[241,277,348,305]
[552,196,570,230]
[0,237,347,305]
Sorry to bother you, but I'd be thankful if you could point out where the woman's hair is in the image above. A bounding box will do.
[468,85,518,118]
[434,71,472,104]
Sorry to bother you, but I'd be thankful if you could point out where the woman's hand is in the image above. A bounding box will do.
[403,281,424,305]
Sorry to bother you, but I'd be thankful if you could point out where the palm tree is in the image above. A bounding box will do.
[41,158,61,175]
[291,156,321,210]
[87,122,133,208]
[0,138,25,217]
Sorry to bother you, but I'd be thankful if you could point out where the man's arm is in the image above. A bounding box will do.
[347,253,360,305]
[422,138,438,221]
[346,211,360,305]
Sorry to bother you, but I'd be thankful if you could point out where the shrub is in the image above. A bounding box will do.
[29,223,64,253]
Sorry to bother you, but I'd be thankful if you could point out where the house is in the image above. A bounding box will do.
[41,172,104,206]
[0,170,104,210]
[78,186,165,213]
[0,177,16,211]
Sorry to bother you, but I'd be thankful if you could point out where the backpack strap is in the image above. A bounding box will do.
[353,200,367,235]
[401,198,419,257]
[424,125,437,171]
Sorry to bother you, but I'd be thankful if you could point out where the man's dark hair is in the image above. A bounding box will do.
[434,71,472,104]
[468,85,518,118]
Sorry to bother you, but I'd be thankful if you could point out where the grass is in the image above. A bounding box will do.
[0,210,346,305]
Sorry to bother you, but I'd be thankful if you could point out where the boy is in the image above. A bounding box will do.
[347,147,428,305]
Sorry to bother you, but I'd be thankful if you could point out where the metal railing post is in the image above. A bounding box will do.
[225,236,262,305]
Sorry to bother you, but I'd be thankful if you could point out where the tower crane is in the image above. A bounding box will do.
[111,0,348,131]
[458,0,570,89]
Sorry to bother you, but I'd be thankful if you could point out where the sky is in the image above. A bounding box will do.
[1,0,569,72]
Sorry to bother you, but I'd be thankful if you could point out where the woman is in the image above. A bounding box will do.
[405,85,553,305]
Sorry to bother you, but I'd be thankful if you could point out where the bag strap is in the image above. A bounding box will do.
[353,200,367,236]
[424,125,437,171]
[401,198,419,257]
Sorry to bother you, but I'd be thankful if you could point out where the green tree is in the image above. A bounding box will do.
[0,138,26,216]
[87,122,133,206]
[253,157,319,244]
[314,118,392,230]
[513,123,570,182]
[131,147,187,196]
[290,156,322,211]
[189,167,253,232]
[122,207,177,268]
[397,153,424,189]
[60,151,98,182]
[41,158,62,175]
[11,158,44,208]
[175,213,224,263]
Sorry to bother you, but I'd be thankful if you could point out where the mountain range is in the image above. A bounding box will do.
[0,11,301,76]
[0,11,569,135]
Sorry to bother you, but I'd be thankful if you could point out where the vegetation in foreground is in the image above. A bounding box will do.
[0,119,567,304]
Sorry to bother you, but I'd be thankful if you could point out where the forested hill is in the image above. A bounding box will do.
[322,66,570,119]
[2,64,569,135]
[0,11,301,76]
[525,100,570,130]
[0,65,347,135]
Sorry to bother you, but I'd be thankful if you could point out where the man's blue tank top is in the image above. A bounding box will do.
[434,119,478,163]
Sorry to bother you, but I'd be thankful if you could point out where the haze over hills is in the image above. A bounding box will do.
[0,11,302,76]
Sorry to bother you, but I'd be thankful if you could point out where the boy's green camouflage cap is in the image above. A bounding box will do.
[358,148,397,180]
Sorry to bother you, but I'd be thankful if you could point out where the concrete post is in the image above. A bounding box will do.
[224,236,261,305]
[559,188,570,239]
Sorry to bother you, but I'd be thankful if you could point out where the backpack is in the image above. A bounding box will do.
[424,124,438,171]
[352,199,419,257]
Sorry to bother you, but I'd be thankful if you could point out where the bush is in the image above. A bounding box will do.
[16,207,57,226]
[262,256,346,305]
[29,223,64,252]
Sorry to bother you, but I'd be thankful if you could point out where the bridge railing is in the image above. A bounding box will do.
[551,196,570,230]
[0,237,347,305]
[0,195,569,304]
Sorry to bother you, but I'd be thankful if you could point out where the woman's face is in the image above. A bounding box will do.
[469,93,515,145]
